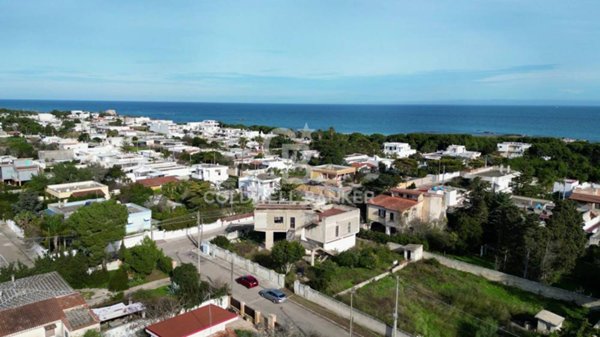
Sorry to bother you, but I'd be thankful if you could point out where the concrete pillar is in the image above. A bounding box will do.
[240,302,246,317]
[268,314,277,330]
[310,250,316,266]
[385,226,391,236]
[265,231,274,250]
[255,310,262,325]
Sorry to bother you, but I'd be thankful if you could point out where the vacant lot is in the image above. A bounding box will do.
[338,259,591,337]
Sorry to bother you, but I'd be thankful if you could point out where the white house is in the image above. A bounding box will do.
[552,179,580,197]
[497,142,532,158]
[424,145,481,160]
[239,174,281,202]
[127,161,191,181]
[46,199,152,234]
[191,163,229,186]
[383,142,417,158]
[462,166,520,193]
[254,202,360,252]
[444,145,481,159]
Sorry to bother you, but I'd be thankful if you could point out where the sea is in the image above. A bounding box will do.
[1,99,599,142]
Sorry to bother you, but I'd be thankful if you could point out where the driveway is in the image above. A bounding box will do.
[158,236,356,337]
[0,223,34,267]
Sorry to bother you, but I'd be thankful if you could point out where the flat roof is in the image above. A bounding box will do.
[46,181,106,193]
[255,202,312,210]
[535,310,565,326]
[472,170,509,178]
[125,203,151,214]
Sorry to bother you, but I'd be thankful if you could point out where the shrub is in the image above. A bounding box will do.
[157,255,173,274]
[211,235,231,250]
[424,258,441,267]
[358,249,377,269]
[335,250,359,268]
[124,237,161,276]
[308,260,337,291]
[108,268,129,292]
[85,269,110,288]
[83,330,102,337]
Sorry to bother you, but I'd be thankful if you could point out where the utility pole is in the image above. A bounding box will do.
[196,211,202,270]
[230,259,234,292]
[208,293,213,326]
[349,290,354,337]
[392,276,399,337]
[523,248,530,279]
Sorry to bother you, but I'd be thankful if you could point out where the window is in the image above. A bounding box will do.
[44,324,56,337]
[290,217,296,228]
[347,222,352,233]
[378,209,386,218]
[274,216,284,224]
[335,225,339,237]
[390,212,395,221]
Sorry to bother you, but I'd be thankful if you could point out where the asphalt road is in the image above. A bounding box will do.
[158,236,353,337]
[0,223,34,267]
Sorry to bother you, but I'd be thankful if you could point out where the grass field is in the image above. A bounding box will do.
[316,240,404,295]
[338,259,591,337]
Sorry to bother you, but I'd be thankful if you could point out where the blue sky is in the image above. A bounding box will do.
[1,0,599,104]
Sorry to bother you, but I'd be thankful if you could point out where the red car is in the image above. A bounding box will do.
[236,275,259,288]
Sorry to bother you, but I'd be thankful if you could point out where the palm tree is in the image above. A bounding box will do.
[41,214,67,251]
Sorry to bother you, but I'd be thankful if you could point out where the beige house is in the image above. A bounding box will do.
[309,164,356,184]
[45,181,110,200]
[254,202,360,253]
[366,188,446,234]
[0,272,100,337]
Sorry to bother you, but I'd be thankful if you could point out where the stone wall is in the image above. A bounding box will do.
[423,252,600,308]
[294,281,413,337]
[207,242,285,288]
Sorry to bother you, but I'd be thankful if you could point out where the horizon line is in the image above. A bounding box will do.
[1,97,600,108]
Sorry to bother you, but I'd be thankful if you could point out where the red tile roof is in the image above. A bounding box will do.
[136,176,179,188]
[350,162,376,168]
[367,194,418,212]
[145,305,237,337]
[317,208,347,220]
[570,192,600,204]
[390,188,425,196]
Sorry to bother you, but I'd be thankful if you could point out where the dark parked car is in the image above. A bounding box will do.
[236,275,259,288]
[259,288,287,303]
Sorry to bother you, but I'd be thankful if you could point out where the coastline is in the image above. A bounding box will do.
[1,100,599,142]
